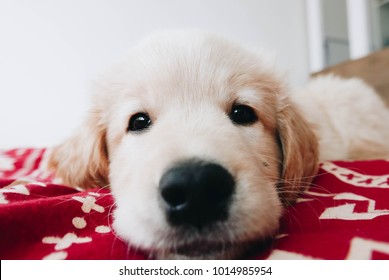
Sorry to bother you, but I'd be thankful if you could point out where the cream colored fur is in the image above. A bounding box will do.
[49,31,389,259]
[293,75,389,161]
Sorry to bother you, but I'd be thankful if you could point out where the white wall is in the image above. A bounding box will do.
[0,0,309,149]
[322,0,350,66]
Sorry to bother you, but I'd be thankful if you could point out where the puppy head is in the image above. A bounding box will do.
[49,31,318,259]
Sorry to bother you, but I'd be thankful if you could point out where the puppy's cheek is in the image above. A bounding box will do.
[109,161,169,250]
[112,193,169,249]
[231,177,283,239]
[112,203,135,241]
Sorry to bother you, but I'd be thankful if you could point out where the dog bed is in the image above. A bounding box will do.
[1,148,389,260]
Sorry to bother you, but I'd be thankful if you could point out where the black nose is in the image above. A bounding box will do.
[159,160,235,229]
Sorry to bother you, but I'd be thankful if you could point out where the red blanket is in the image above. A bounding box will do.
[1,148,389,259]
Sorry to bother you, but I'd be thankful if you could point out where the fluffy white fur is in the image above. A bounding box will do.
[49,31,389,259]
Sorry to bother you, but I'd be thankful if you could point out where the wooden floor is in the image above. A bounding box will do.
[313,48,389,106]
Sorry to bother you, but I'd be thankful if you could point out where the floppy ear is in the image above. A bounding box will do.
[48,112,109,189]
[276,97,319,204]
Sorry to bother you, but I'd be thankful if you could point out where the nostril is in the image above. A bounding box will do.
[161,184,188,209]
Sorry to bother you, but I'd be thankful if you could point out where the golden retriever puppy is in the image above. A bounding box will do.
[49,31,389,259]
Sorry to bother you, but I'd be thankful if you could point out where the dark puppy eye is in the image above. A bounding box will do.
[128,113,152,132]
[229,104,258,125]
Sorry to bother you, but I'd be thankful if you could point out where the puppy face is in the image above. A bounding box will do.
[49,31,318,259]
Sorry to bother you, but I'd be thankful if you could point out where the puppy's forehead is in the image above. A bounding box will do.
[131,38,250,99]
[105,32,282,113]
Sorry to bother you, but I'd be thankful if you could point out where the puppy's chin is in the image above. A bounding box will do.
[151,224,279,259]
[154,240,253,260]
[113,202,282,259]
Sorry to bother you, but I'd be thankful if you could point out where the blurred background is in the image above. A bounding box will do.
[0,0,388,148]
